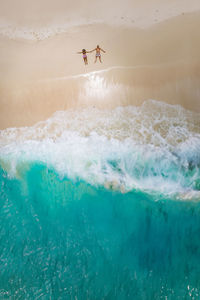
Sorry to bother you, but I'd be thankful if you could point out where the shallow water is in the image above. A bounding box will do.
[0,100,200,298]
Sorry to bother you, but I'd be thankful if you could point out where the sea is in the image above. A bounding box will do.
[0,98,200,299]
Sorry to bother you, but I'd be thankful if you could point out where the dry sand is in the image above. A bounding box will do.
[0,3,200,129]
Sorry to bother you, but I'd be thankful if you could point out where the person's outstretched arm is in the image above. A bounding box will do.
[89,48,96,53]
[77,51,82,54]
[100,48,106,53]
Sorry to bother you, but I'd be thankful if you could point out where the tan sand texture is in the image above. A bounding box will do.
[0,2,200,129]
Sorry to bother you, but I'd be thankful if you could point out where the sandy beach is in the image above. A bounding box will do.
[0,1,200,128]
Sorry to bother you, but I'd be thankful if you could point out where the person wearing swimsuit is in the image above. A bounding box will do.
[90,45,106,63]
[77,49,90,65]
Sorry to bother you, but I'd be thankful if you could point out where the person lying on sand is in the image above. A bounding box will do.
[90,45,106,63]
[77,49,90,65]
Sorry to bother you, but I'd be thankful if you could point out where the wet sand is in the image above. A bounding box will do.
[0,10,200,129]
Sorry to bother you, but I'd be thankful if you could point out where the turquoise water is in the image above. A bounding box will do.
[0,101,200,299]
[1,164,200,299]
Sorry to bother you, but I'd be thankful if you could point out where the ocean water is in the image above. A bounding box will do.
[0,100,200,299]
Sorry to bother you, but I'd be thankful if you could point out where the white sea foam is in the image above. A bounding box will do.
[0,18,104,41]
[0,100,199,198]
[0,1,200,41]
[1,136,199,199]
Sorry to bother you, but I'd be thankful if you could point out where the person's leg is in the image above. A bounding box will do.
[94,56,97,63]
[99,56,102,63]
[84,57,88,65]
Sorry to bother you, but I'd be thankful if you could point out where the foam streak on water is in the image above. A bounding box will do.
[1,1,200,41]
[0,100,200,199]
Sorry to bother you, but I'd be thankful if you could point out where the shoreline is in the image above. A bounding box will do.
[1,62,200,129]
[1,11,200,129]
[0,3,200,41]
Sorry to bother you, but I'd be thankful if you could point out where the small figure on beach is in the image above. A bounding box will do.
[90,45,106,63]
[77,49,90,65]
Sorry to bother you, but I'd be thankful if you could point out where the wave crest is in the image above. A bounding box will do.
[0,100,200,198]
